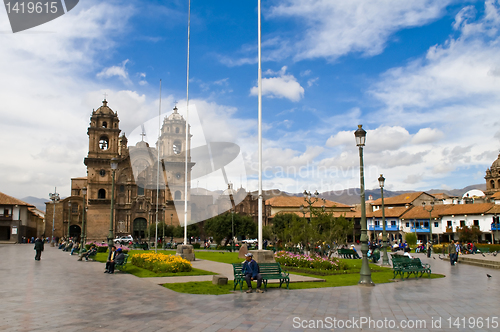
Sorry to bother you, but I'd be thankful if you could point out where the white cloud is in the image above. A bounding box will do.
[250,66,304,101]
[326,125,410,152]
[267,0,452,61]
[97,59,131,84]
[411,128,444,144]
[307,77,319,87]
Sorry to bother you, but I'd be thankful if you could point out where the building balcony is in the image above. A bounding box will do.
[410,226,430,233]
[0,215,13,221]
[368,225,399,231]
[445,227,454,233]
[491,224,500,231]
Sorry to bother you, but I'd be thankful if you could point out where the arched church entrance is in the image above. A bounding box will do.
[133,218,147,239]
[69,225,81,240]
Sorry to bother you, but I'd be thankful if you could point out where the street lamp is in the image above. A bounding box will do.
[354,124,374,286]
[49,188,60,247]
[79,187,87,257]
[108,158,118,253]
[422,201,434,255]
[67,202,72,239]
[231,208,235,253]
[170,214,174,243]
[378,174,390,266]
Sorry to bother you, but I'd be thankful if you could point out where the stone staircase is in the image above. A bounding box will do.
[458,256,500,269]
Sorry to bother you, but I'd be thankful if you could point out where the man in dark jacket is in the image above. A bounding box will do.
[107,248,125,274]
[104,246,117,273]
[34,237,44,260]
[242,253,263,293]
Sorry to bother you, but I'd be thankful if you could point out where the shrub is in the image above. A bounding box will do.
[405,233,417,246]
[130,252,192,273]
[274,251,348,271]
[192,243,201,249]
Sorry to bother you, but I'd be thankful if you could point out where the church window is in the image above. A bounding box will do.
[99,169,106,177]
[102,121,107,128]
[138,186,144,196]
[99,136,109,150]
[175,191,181,200]
[175,173,182,180]
[120,185,125,193]
[173,140,182,154]
[175,127,180,133]
[72,204,78,214]
[98,189,106,199]
[491,180,495,189]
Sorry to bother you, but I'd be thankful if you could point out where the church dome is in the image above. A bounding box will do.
[94,100,115,116]
[491,153,500,169]
[167,106,184,121]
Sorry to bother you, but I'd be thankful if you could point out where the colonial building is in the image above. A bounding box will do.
[45,100,193,242]
[485,153,500,196]
[0,192,44,242]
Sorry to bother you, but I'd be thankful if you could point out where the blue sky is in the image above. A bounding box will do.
[1,0,500,199]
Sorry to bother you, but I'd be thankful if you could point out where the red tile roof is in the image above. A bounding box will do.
[371,192,430,206]
[265,195,352,208]
[0,192,33,207]
[491,192,500,199]
[399,204,450,219]
[367,206,411,218]
[439,203,494,216]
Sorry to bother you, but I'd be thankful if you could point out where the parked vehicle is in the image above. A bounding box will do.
[113,235,133,244]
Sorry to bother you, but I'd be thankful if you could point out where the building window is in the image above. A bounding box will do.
[99,136,109,150]
[120,185,125,193]
[98,189,106,199]
[175,127,179,133]
[460,220,465,227]
[434,222,438,228]
[374,220,379,226]
[138,186,144,196]
[102,121,107,128]
[405,222,409,227]
[391,220,396,226]
[175,191,181,200]
[424,222,429,228]
[72,205,78,214]
[447,220,452,227]
[474,220,479,226]
[173,140,182,154]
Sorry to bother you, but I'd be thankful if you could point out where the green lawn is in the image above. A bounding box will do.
[164,269,445,295]
[91,251,216,278]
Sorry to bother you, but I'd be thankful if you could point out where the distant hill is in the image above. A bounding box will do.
[20,196,50,211]
[314,184,487,206]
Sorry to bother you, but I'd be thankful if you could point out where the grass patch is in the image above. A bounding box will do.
[91,251,216,278]
[164,266,445,295]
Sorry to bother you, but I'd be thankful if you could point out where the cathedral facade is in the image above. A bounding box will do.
[45,100,193,242]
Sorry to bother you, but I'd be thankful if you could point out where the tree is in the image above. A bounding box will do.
[457,225,482,243]
[272,213,295,243]
[204,212,256,245]
[405,232,417,246]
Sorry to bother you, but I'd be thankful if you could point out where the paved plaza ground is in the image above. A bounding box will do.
[1,244,500,332]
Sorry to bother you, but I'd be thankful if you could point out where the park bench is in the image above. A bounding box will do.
[391,255,431,280]
[115,254,129,272]
[370,249,380,263]
[133,243,149,250]
[478,247,490,253]
[337,248,360,259]
[232,262,290,291]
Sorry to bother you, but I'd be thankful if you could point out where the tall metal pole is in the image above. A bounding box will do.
[79,188,86,256]
[156,80,161,253]
[184,0,191,245]
[108,165,116,253]
[355,125,374,286]
[257,0,263,250]
[49,188,59,247]
[379,175,389,266]
[67,202,71,239]
[232,209,235,253]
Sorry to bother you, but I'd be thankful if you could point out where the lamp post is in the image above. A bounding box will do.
[49,188,60,247]
[170,214,174,243]
[422,201,434,244]
[231,208,235,253]
[79,187,87,256]
[67,202,72,239]
[354,124,374,286]
[108,158,118,253]
[378,174,390,266]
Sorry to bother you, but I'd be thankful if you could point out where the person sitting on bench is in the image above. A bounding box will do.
[104,246,117,273]
[79,244,97,261]
[242,253,264,293]
[106,248,125,274]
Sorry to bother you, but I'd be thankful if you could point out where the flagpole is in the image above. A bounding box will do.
[257,0,263,250]
[184,0,191,245]
[155,79,161,253]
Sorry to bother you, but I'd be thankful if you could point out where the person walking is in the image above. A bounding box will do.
[426,241,432,258]
[448,240,457,266]
[34,237,44,261]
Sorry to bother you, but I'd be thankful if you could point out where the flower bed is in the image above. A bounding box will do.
[275,251,348,271]
[130,252,192,273]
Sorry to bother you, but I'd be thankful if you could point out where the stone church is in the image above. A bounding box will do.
[45,100,193,242]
